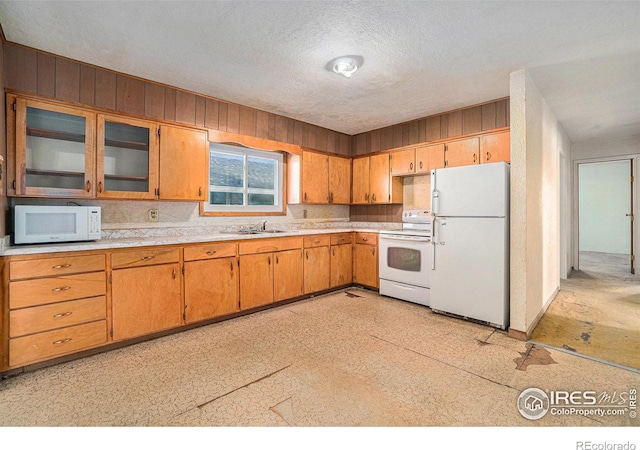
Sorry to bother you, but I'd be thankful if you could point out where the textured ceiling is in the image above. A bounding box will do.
[0,1,638,143]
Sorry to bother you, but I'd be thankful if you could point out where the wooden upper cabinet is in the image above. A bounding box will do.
[294,151,351,205]
[369,153,402,204]
[159,125,208,201]
[445,136,480,168]
[96,114,159,199]
[10,94,96,198]
[351,157,370,204]
[480,130,510,163]
[416,143,445,173]
[328,155,351,204]
[301,150,329,203]
[390,149,416,176]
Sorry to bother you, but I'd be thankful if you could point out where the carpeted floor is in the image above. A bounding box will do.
[530,252,640,371]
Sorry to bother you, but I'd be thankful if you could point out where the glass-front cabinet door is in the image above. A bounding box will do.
[14,97,95,197]
[96,115,159,199]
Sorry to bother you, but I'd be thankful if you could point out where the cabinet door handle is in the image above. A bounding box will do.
[372,248,376,256]
[305,251,309,260]
[86,180,91,192]
[275,256,279,264]
[332,249,335,256]
[372,193,376,202]
[230,261,233,272]
[53,338,72,345]
[304,192,307,201]
[98,181,103,193]
[268,256,271,265]
[206,250,217,256]
[199,187,202,197]
[52,286,71,292]
[52,264,71,270]
[142,255,155,261]
[410,162,413,171]
[419,161,423,169]
[365,193,369,201]
[53,312,72,318]
[473,153,477,163]
[172,268,176,279]
[486,152,491,161]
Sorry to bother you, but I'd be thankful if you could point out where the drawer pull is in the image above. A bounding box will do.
[362,237,368,242]
[53,312,73,318]
[142,256,155,261]
[206,250,217,255]
[53,338,72,345]
[314,240,320,244]
[52,264,72,269]
[52,286,71,292]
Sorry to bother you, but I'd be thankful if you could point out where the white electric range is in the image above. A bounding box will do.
[378,209,432,307]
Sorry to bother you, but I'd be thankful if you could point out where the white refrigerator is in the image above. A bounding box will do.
[430,162,510,329]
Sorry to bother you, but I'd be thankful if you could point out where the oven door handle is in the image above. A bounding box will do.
[380,236,431,243]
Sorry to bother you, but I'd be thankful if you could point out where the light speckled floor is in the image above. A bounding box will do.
[0,288,638,427]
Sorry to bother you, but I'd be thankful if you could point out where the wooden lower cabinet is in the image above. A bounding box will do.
[9,320,107,368]
[239,253,274,309]
[331,243,353,287]
[304,246,330,294]
[111,263,182,341]
[353,233,379,289]
[274,249,303,301]
[184,257,239,323]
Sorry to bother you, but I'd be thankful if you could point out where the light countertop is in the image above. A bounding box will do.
[1,227,385,256]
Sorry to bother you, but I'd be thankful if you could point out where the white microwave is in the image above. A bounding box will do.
[14,205,101,244]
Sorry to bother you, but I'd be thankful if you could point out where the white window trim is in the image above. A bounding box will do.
[204,144,284,213]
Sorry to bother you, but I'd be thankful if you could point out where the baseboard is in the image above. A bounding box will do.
[508,287,560,341]
[507,328,527,341]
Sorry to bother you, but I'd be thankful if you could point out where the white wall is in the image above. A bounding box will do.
[509,69,571,335]
[579,160,631,254]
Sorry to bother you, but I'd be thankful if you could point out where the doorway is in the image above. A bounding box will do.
[577,158,634,274]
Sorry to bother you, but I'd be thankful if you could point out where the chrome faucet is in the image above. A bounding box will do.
[240,220,266,233]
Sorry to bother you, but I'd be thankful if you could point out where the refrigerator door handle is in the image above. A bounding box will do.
[431,218,438,270]
[432,190,440,215]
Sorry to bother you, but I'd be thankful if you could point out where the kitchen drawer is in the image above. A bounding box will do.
[304,235,330,248]
[10,296,107,338]
[10,272,107,309]
[111,247,180,269]
[9,320,107,368]
[184,242,237,261]
[239,237,303,255]
[355,232,378,245]
[10,254,105,280]
[330,233,353,245]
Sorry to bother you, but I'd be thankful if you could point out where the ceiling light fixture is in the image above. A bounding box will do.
[326,55,364,78]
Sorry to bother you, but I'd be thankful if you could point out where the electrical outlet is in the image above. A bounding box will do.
[148,209,159,222]
[303,209,307,219]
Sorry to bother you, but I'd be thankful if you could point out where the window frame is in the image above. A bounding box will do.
[201,143,286,216]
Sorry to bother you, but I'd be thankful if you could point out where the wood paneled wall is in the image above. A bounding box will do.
[0,40,7,236]
[351,98,510,156]
[3,43,351,156]
[350,204,403,223]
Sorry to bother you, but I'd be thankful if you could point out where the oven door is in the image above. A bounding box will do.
[379,234,431,288]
